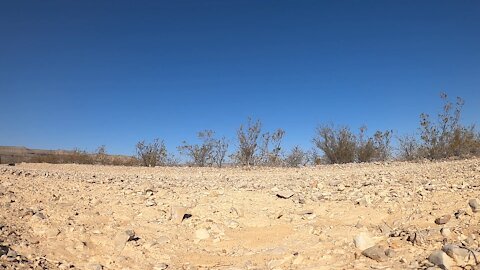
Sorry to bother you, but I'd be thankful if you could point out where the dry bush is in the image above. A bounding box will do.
[258,129,285,166]
[313,125,392,164]
[135,139,168,167]
[65,148,94,164]
[232,118,262,166]
[419,93,480,159]
[232,118,286,167]
[213,136,229,168]
[397,134,420,161]
[313,125,356,164]
[284,145,307,167]
[178,130,229,167]
[95,145,108,165]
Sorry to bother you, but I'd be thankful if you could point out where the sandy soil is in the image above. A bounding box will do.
[1,159,480,269]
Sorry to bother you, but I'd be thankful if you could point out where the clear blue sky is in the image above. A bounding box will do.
[1,0,479,155]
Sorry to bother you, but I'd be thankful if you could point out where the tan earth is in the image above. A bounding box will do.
[1,159,480,269]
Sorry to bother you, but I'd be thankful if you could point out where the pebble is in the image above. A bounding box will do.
[88,263,103,270]
[435,214,451,225]
[440,227,451,238]
[468,198,479,213]
[153,263,169,270]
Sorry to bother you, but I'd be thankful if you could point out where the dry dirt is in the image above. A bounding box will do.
[1,159,480,270]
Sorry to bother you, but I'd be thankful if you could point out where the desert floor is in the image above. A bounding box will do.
[1,159,480,269]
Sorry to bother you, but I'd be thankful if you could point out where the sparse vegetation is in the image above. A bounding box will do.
[284,145,307,167]
[3,92,477,167]
[178,130,229,167]
[313,124,392,164]
[135,139,168,167]
[313,125,357,164]
[232,118,262,166]
[418,93,479,159]
[258,129,285,166]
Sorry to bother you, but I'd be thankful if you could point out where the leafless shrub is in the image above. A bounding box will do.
[284,145,307,167]
[397,134,420,161]
[258,129,285,166]
[178,130,215,167]
[232,118,262,166]
[357,126,376,163]
[213,136,229,168]
[178,130,228,167]
[373,130,393,161]
[135,139,168,167]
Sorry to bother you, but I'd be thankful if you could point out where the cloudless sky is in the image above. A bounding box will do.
[1,0,479,155]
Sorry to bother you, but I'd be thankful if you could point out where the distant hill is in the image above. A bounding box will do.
[0,146,136,165]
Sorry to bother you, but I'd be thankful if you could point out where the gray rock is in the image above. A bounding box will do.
[428,250,454,270]
[361,245,388,262]
[442,244,479,265]
[0,245,9,256]
[469,199,479,213]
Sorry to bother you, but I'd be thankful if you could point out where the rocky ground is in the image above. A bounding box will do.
[1,159,480,269]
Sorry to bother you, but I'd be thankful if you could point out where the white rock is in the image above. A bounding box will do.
[354,232,375,250]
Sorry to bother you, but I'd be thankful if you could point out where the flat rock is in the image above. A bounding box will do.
[113,230,135,252]
[361,245,388,262]
[354,232,375,250]
[170,206,188,224]
[194,228,210,240]
[428,250,454,270]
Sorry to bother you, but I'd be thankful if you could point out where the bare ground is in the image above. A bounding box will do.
[1,159,480,269]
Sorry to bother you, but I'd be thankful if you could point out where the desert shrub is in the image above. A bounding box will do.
[232,118,286,166]
[213,136,229,167]
[313,125,356,164]
[135,139,168,167]
[258,129,285,166]
[356,126,376,163]
[313,125,392,164]
[284,145,307,167]
[178,130,229,167]
[95,145,108,165]
[397,134,420,161]
[64,148,94,164]
[419,93,480,159]
[232,118,262,166]
[178,130,215,167]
